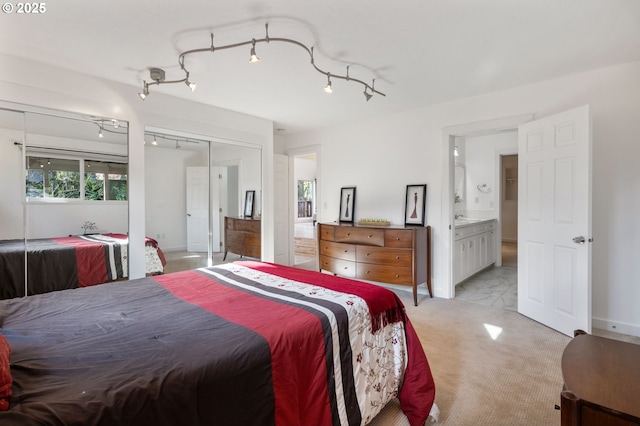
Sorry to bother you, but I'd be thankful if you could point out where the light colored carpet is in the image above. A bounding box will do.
[370,292,571,426]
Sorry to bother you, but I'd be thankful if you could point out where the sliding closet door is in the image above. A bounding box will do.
[0,107,26,298]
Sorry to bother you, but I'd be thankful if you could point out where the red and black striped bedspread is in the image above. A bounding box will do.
[0,234,166,299]
[0,261,435,426]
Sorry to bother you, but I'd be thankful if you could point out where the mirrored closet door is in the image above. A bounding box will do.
[0,101,129,299]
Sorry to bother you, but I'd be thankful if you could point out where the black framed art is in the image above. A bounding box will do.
[244,190,255,218]
[404,184,426,226]
[339,187,356,223]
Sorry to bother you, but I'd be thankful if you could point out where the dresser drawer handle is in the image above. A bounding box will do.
[366,253,371,256]
[368,234,373,238]
[396,237,400,241]
[344,249,348,253]
[344,266,349,270]
[395,256,400,259]
[346,233,351,236]
[395,274,400,278]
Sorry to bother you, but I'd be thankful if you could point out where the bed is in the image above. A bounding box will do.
[0,233,166,300]
[0,260,435,426]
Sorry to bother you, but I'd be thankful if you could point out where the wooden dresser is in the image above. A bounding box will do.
[224,217,261,261]
[318,222,431,306]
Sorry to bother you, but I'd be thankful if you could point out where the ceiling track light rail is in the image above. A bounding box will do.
[139,23,385,102]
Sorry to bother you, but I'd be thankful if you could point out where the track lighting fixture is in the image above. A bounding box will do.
[324,73,333,94]
[152,135,158,146]
[138,23,385,101]
[98,127,104,138]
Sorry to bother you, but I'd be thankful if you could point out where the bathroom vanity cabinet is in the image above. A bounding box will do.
[453,219,497,285]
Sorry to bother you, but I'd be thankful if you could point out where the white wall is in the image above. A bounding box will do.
[282,60,640,336]
[0,53,275,278]
[145,146,207,251]
[0,126,25,239]
[211,144,263,217]
[463,131,518,218]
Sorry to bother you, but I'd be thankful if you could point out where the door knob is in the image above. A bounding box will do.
[572,236,585,244]
[187,213,191,217]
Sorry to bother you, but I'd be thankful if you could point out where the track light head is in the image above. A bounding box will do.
[249,39,260,63]
[152,136,158,146]
[363,89,373,101]
[138,82,149,100]
[324,73,333,94]
[98,128,104,138]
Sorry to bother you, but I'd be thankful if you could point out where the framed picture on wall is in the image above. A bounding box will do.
[244,190,255,218]
[339,187,356,223]
[404,184,427,226]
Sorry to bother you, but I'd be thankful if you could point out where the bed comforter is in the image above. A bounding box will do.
[0,234,166,299]
[0,261,435,426]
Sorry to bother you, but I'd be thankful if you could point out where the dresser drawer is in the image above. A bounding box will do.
[320,256,356,278]
[232,219,260,233]
[334,227,384,246]
[384,229,413,248]
[243,233,261,247]
[241,245,261,258]
[319,240,356,261]
[356,246,412,267]
[356,263,412,286]
[226,231,246,245]
[319,224,335,241]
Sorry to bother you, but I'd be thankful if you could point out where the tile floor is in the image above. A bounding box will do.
[455,242,517,311]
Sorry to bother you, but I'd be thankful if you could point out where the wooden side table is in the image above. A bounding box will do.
[561,332,640,425]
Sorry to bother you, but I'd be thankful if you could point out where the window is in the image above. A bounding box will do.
[26,155,127,201]
[85,160,128,201]
[297,179,315,218]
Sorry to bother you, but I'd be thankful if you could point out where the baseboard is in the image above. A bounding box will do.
[593,317,640,338]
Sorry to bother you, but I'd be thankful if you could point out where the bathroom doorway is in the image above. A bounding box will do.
[452,130,519,310]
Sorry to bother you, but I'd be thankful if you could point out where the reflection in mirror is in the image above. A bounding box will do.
[454,164,466,204]
[144,128,262,274]
[0,102,137,299]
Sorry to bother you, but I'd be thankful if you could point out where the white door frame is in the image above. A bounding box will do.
[285,145,322,266]
[441,114,533,299]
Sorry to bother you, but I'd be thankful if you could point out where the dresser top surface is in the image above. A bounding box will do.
[562,333,640,419]
[320,222,428,230]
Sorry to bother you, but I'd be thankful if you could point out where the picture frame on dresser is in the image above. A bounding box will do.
[339,187,356,223]
[404,184,426,226]
[244,190,255,218]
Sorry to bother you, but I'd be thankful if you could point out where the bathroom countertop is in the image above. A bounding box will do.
[454,218,496,227]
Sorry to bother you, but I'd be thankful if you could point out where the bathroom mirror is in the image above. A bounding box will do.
[454,164,466,203]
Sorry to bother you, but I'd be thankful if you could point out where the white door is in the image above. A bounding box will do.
[517,105,592,337]
[273,154,290,265]
[186,166,209,252]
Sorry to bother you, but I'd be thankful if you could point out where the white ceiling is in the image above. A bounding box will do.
[1,0,639,134]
